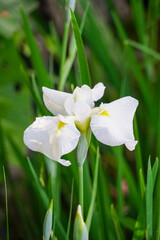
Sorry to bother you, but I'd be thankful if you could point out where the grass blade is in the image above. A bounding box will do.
[125,39,160,61]
[132,199,146,240]
[152,157,159,187]
[59,0,76,90]
[113,147,139,210]
[21,7,50,88]
[153,159,160,240]
[43,199,53,240]
[139,169,145,199]
[130,0,145,42]
[78,0,121,89]
[97,163,114,239]
[66,179,74,240]
[86,147,99,231]
[27,157,49,209]
[58,21,70,90]
[70,8,91,87]
[111,11,154,119]
[134,116,143,184]
[111,204,125,240]
[119,216,136,231]
[3,135,38,238]
[3,167,9,240]
[31,73,45,115]
[60,1,90,90]
[146,157,153,239]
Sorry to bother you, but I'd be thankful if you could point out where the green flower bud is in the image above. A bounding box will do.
[43,199,53,240]
[73,205,88,240]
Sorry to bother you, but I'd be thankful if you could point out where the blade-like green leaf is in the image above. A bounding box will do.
[66,0,76,23]
[132,202,146,240]
[113,147,139,210]
[146,157,153,239]
[111,204,125,240]
[119,216,136,231]
[43,199,53,240]
[86,147,99,231]
[125,39,160,61]
[70,8,91,87]
[59,1,89,90]
[59,0,77,90]
[134,116,143,185]
[152,157,159,187]
[27,157,49,209]
[129,0,145,42]
[3,167,9,240]
[153,159,160,240]
[111,11,154,120]
[21,7,50,89]
[66,179,74,240]
[78,0,121,89]
[139,169,145,199]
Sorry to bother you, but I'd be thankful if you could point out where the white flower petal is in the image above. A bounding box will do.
[73,86,94,108]
[59,114,76,124]
[64,85,95,116]
[42,87,71,115]
[90,96,138,150]
[24,116,58,154]
[64,96,75,115]
[125,140,138,151]
[91,82,105,101]
[57,120,81,156]
[24,116,80,164]
[73,101,91,123]
[58,159,71,166]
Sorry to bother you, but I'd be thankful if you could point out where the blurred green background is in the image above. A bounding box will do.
[0,0,160,239]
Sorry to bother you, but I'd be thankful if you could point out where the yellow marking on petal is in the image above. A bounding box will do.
[100,110,110,117]
[56,121,66,132]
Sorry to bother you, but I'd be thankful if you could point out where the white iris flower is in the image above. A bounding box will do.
[24,83,138,166]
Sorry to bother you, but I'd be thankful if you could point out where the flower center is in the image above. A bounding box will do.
[100,110,110,117]
[56,121,66,132]
[75,118,91,133]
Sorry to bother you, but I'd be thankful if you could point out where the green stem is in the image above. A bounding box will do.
[78,166,84,214]
[59,22,70,91]
[86,147,99,232]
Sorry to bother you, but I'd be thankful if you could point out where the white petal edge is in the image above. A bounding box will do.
[90,96,138,151]
[91,82,105,101]
[42,87,71,115]
[58,159,71,166]
[24,116,80,165]
[125,140,138,151]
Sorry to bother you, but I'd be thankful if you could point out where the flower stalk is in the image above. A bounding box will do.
[78,165,84,215]
[86,147,99,232]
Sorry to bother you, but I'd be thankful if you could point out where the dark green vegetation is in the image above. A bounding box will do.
[0,0,160,239]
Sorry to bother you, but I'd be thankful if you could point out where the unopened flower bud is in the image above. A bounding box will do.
[73,205,88,240]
